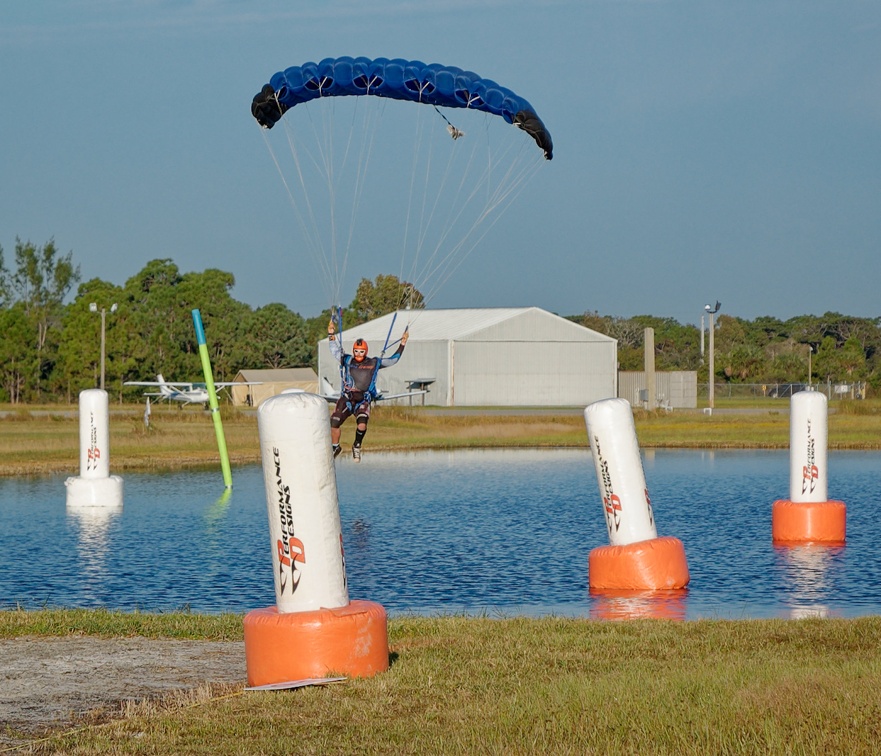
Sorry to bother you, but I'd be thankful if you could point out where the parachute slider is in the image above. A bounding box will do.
[433,105,465,141]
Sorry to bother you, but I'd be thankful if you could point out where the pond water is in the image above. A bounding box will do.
[1,449,879,620]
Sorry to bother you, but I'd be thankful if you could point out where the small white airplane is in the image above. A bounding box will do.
[124,374,261,406]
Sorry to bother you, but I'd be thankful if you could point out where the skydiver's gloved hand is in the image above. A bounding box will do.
[328,318,335,340]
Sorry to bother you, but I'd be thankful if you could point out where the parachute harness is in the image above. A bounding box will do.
[335,307,406,411]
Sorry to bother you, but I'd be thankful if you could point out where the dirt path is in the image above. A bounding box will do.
[0,636,246,748]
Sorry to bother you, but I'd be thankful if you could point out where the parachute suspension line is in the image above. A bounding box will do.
[398,105,474,310]
[421,156,544,305]
[313,97,345,307]
[414,117,468,281]
[406,107,444,293]
[399,103,429,293]
[412,121,546,306]
[260,126,336,301]
[340,97,384,304]
[280,97,383,309]
[399,111,490,305]
[335,304,349,396]
[410,125,485,298]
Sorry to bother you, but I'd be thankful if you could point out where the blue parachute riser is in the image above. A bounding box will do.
[367,312,399,400]
[335,305,347,397]
[252,56,552,160]
[336,308,405,408]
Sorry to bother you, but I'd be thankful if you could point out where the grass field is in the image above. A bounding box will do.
[3,609,881,753]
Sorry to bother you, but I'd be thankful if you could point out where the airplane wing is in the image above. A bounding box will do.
[124,381,196,388]
[124,380,262,388]
[375,390,428,402]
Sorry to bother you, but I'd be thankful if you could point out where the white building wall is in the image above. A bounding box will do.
[453,341,617,406]
[617,371,697,409]
[317,308,618,407]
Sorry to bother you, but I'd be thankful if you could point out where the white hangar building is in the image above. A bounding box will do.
[317,307,618,407]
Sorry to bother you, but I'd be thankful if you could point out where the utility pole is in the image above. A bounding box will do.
[90,302,118,390]
[704,301,721,411]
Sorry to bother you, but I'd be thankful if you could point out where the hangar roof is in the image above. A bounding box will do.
[326,307,616,344]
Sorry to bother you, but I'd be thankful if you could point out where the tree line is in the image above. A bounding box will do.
[1,238,878,403]
[571,311,879,391]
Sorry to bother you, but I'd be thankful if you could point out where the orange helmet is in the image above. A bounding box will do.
[353,338,368,362]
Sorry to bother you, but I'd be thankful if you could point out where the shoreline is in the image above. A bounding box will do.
[3,401,879,478]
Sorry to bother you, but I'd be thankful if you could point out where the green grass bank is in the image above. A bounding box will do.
[3,610,881,753]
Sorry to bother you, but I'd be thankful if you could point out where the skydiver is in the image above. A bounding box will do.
[327,319,409,462]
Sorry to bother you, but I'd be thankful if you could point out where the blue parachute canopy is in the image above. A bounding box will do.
[252,56,553,160]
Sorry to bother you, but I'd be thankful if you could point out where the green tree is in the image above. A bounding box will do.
[350,274,424,323]
[0,304,35,403]
[242,303,311,369]
[0,238,81,400]
[54,279,127,401]
[176,268,250,380]
[839,336,868,380]
[721,344,765,382]
[629,315,700,371]
[813,336,842,383]
[120,259,194,385]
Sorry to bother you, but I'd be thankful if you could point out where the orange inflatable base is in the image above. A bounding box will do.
[243,600,389,687]
[589,535,690,590]
[772,499,846,544]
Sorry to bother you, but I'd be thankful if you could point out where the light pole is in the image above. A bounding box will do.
[700,314,705,360]
[90,302,118,390]
[704,301,721,410]
[807,343,813,389]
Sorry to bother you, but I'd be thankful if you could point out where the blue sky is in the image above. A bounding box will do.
[2,1,879,324]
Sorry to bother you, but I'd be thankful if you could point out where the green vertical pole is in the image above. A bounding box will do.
[192,309,233,489]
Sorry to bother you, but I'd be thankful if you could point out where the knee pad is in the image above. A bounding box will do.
[330,415,343,429]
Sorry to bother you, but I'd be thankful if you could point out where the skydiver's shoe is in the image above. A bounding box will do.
[332,444,342,460]
[352,445,362,463]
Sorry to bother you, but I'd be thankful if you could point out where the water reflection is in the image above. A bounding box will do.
[588,589,687,621]
[204,488,232,532]
[67,503,123,584]
[774,544,844,619]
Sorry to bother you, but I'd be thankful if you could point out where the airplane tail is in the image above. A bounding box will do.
[322,377,339,398]
[156,374,173,397]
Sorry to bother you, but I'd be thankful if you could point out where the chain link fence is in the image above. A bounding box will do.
[698,382,868,400]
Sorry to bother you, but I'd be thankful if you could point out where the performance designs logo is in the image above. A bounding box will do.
[86,412,101,471]
[273,447,305,594]
[594,436,622,534]
[802,419,819,495]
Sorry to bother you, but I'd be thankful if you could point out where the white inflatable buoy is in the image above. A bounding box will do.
[585,398,657,545]
[65,389,123,508]
[773,391,845,543]
[244,391,388,686]
[584,398,689,591]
